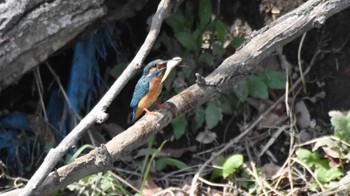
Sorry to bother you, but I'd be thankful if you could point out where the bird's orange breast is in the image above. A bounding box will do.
[137,74,163,110]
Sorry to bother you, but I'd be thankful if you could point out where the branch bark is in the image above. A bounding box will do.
[0,0,144,90]
[3,0,349,195]
[18,0,176,195]
[4,0,348,195]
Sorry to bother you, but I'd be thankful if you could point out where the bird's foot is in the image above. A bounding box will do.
[144,108,157,116]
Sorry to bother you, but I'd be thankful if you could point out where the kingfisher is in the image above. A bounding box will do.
[130,57,182,122]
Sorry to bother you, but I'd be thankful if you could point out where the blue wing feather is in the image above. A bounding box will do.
[130,69,161,107]
[130,76,150,107]
[130,67,162,121]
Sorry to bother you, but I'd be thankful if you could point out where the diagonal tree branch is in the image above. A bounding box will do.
[19,0,176,195]
[6,0,349,195]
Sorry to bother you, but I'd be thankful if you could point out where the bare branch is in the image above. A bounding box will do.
[1,0,346,195]
[4,0,348,195]
[19,0,175,195]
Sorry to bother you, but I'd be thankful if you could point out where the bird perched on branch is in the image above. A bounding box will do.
[130,57,183,122]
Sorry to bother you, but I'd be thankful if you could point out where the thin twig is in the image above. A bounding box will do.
[259,125,288,157]
[34,67,47,121]
[198,177,233,189]
[292,158,324,191]
[10,1,349,195]
[46,61,98,145]
[45,61,81,120]
[273,39,321,191]
[20,0,174,195]
[298,32,307,93]
[190,94,287,195]
[190,34,322,196]
[153,187,189,196]
[277,47,290,115]
[249,163,269,196]
[287,115,296,193]
[110,171,140,194]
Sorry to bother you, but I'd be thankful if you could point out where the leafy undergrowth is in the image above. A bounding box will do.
[2,0,350,195]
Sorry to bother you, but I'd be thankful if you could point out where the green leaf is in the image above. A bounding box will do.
[316,167,343,183]
[234,80,249,102]
[247,75,269,99]
[199,52,215,66]
[182,57,196,79]
[231,37,245,49]
[191,107,205,133]
[172,116,188,139]
[296,148,322,168]
[68,144,95,163]
[159,33,174,53]
[212,42,225,59]
[192,28,202,47]
[166,12,187,32]
[210,158,226,180]
[220,96,233,115]
[156,158,188,171]
[309,182,319,192]
[313,137,338,151]
[199,0,212,28]
[184,2,195,28]
[222,154,244,178]
[141,140,167,192]
[220,95,238,115]
[215,20,226,42]
[263,70,286,90]
[323,181,340,190]
[205,101,222,129]
[329,111,350,141]
[175,32,197,51]
[210,167,223,181]
[240,169,259,194]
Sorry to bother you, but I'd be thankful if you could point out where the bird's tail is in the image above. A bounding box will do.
[131,107,143,122]
[131,108,137,122]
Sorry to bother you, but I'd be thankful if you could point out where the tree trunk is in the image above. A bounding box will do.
[0,0,145,91]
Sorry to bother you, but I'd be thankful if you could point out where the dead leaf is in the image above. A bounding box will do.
[181,184,191,192]
[259,55,280,70]
[196,130,217,144]
[322,147,340,159]
[295,101,311,129]
[297,130,314,143]
[210,153,225,166]
[247,98,262,111]
[142,176,162,196]
[274,103,285,115]
[28,115,55,144]
[182,184,195,196]
[322,147,341,168]
[328,158,341,168]
[258,113,280,129]
[262,163,281,179]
